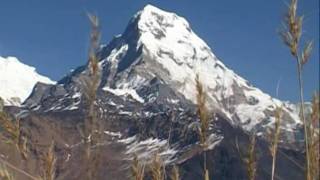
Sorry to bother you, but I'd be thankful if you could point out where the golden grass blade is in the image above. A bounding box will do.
[269,107,282,180]
[170,165,180,180]
[150,154,164,180]
[308,92,319,180]
[131,155,145,180]
[195,74,211,180]
[42,141,56,180]
[0,164,14,180]
[279,0,314,178]
[0,157,39,180]
[235,134,257,180]
[301,41,313,66]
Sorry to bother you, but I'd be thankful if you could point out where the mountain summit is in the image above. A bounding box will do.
[65,5,302,135]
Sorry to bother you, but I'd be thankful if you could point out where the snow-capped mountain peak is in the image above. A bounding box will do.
[137,4,213,69]
[0,56,55,106]
[137,5,191,37]
[25,5,301,142]
[97,5,301,135]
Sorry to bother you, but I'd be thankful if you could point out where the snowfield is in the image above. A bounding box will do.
[0,56,55,106]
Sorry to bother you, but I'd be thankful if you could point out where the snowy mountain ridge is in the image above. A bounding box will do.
[0,56,55,106]
[95,5,302,135]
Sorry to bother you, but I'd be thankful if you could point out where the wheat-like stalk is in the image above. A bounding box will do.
[169,165,180,180]
[41,141,56,180]
[279,0,314,179]
[150,154,164,180]
[131,155,145,180]
[308,92,319,180]
[269,107,282,180]
[247,135,257,180]
[82,13,102,158]
[0,157,40,180]
[195,74,209,147]
[0,111,28,160]
[0,112,20,145]
[76,13,103,180]
[195,74,210,180]
[235,134,257,180]
[0,164,14,180]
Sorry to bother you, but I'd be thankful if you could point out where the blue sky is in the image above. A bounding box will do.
[0,0,318,102]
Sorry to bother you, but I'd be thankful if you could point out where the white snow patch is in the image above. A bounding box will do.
[103,86,144,103]
[119,136,177,163]
[119,111,133,116]
[118,135,137,144]
[236,104,267,130]
[107,100,117,106]
[104,131,122,138]
[72,92,81,99]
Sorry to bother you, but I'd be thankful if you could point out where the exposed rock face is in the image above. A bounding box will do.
[1,4,306,180]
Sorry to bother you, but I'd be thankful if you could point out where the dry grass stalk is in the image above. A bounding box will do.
[204,169,209,180]
[150,154,164,180]
[75,13,103,180]
[236,134,257,180]
[0,111,28,159]
[247,135,257,180]
[0,164,14,180]
[0,112,19,145]
[0,157,40,180]
[280,0,302,57]
[195,74,209,147]
[279,0,314,178]
[195,74,210,180]
[269,107,282,180]
[41,141,56,180]
[170,165,180,180]
[81,13,102,157]
[131,155,145,180]
[308,92,319,179]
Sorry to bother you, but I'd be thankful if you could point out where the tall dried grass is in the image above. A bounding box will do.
[279,0,314,179]
[75,13,103,180]
[150,154,164,180]
[41,141,56,180]
[0,105,41,180]
[308,92,319,179]
[269,107,282,180]
[195,74,210,180]
[0,158,40,180]
[0,164,14,180]
[82,13,102,158]
[236,134,257,180]
[131,155,145,180]
[0,110,27,160]
[170,165,180,180]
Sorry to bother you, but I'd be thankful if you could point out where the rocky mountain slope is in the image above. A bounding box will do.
[0,56,55,106]
[1,5,306,180]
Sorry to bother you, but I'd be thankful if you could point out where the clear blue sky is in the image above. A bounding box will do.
[0,0,318,102]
